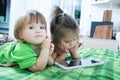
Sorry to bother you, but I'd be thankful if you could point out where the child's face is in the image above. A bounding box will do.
[61,38,77,50]
[19,23,46,45]
[58,32,78,52]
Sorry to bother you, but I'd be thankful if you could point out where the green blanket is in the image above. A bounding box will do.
[0,47,120,80]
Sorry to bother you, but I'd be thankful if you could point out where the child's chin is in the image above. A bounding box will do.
[32,42,41,45]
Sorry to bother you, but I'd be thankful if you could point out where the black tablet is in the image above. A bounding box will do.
[55,59,104,70]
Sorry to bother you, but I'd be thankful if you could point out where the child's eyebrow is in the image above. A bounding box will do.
[64,39,76,42]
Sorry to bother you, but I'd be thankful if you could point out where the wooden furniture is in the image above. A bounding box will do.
[90,21,113,38]
[102,10,112,22]
[93,25,113,39]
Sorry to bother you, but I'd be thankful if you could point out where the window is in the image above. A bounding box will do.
[0,0,10,33]
[54,0,81,25]
[74,0,81,24]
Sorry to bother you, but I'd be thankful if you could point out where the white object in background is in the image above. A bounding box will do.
[90,0,120,5]
[116,32,120,50]
[81,38,119,52]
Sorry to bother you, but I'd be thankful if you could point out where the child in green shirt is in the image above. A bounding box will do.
[0,10,54,72]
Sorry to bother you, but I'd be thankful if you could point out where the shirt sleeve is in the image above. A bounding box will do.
[4,42,38,69]
[17,56,36,69]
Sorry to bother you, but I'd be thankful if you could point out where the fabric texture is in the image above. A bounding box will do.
[0,42,41,69]
[0,47,120,80]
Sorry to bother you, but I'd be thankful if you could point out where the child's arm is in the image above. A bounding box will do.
[47,56,54,66]
[54,52,68,62]
[69,40,80,59]
[47,43,54,66]
[28,36,51,72]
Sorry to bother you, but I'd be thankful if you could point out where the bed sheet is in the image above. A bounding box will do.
[0,47,120,80]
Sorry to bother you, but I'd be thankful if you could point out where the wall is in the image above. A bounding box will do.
[9,0,27,38]
[8,0,79,39]
[9,0,54,39]
[9,0,120,38]
[80,0,120,36]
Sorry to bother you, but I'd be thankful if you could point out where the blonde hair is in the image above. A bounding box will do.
[14,10,47,41]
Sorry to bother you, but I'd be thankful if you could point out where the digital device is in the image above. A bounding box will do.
[55,59,104,70]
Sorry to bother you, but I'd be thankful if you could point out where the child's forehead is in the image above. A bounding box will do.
[25,17,46,26]
[62,32,77,40]
[26,17,42,23]
[27,23,45,26]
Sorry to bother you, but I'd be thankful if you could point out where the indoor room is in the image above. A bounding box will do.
[0,0,120,80]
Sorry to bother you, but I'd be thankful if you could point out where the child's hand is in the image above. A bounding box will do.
[69,44,77,54]
[49,43,54,55]
[47,43,54,65]
[41,36,51,49]
[69,41,79,54]
[69,41,80,59]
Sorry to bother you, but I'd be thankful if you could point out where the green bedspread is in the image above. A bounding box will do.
[0,47,120,80]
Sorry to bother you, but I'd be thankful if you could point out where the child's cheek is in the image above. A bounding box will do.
[58,43,64,50]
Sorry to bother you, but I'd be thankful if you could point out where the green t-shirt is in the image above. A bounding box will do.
[0,41,41,69]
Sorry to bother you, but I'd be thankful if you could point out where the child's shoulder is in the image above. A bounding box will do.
[0,41,32,51]
[15,41,33,49]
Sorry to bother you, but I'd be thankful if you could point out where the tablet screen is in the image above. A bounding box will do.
[55,59,104,70]
[58,59,81,67]
[58,59,100,67]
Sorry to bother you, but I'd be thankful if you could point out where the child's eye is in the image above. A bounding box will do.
[29,26,34,29]
[64,41,69,43]
[40,26,46,30]
[73,39,76,41]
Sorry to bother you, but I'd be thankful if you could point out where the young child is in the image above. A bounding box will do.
[0,10,54,72]
[50,6,80,62]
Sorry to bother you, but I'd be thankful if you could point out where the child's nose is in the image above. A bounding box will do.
[66,42,74,49]
[35,27,41,32]
[69,42,74,46]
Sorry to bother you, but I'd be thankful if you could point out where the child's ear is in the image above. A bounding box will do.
[19,31,23,39]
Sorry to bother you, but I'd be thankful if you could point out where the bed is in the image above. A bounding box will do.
[0,47,120,80]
